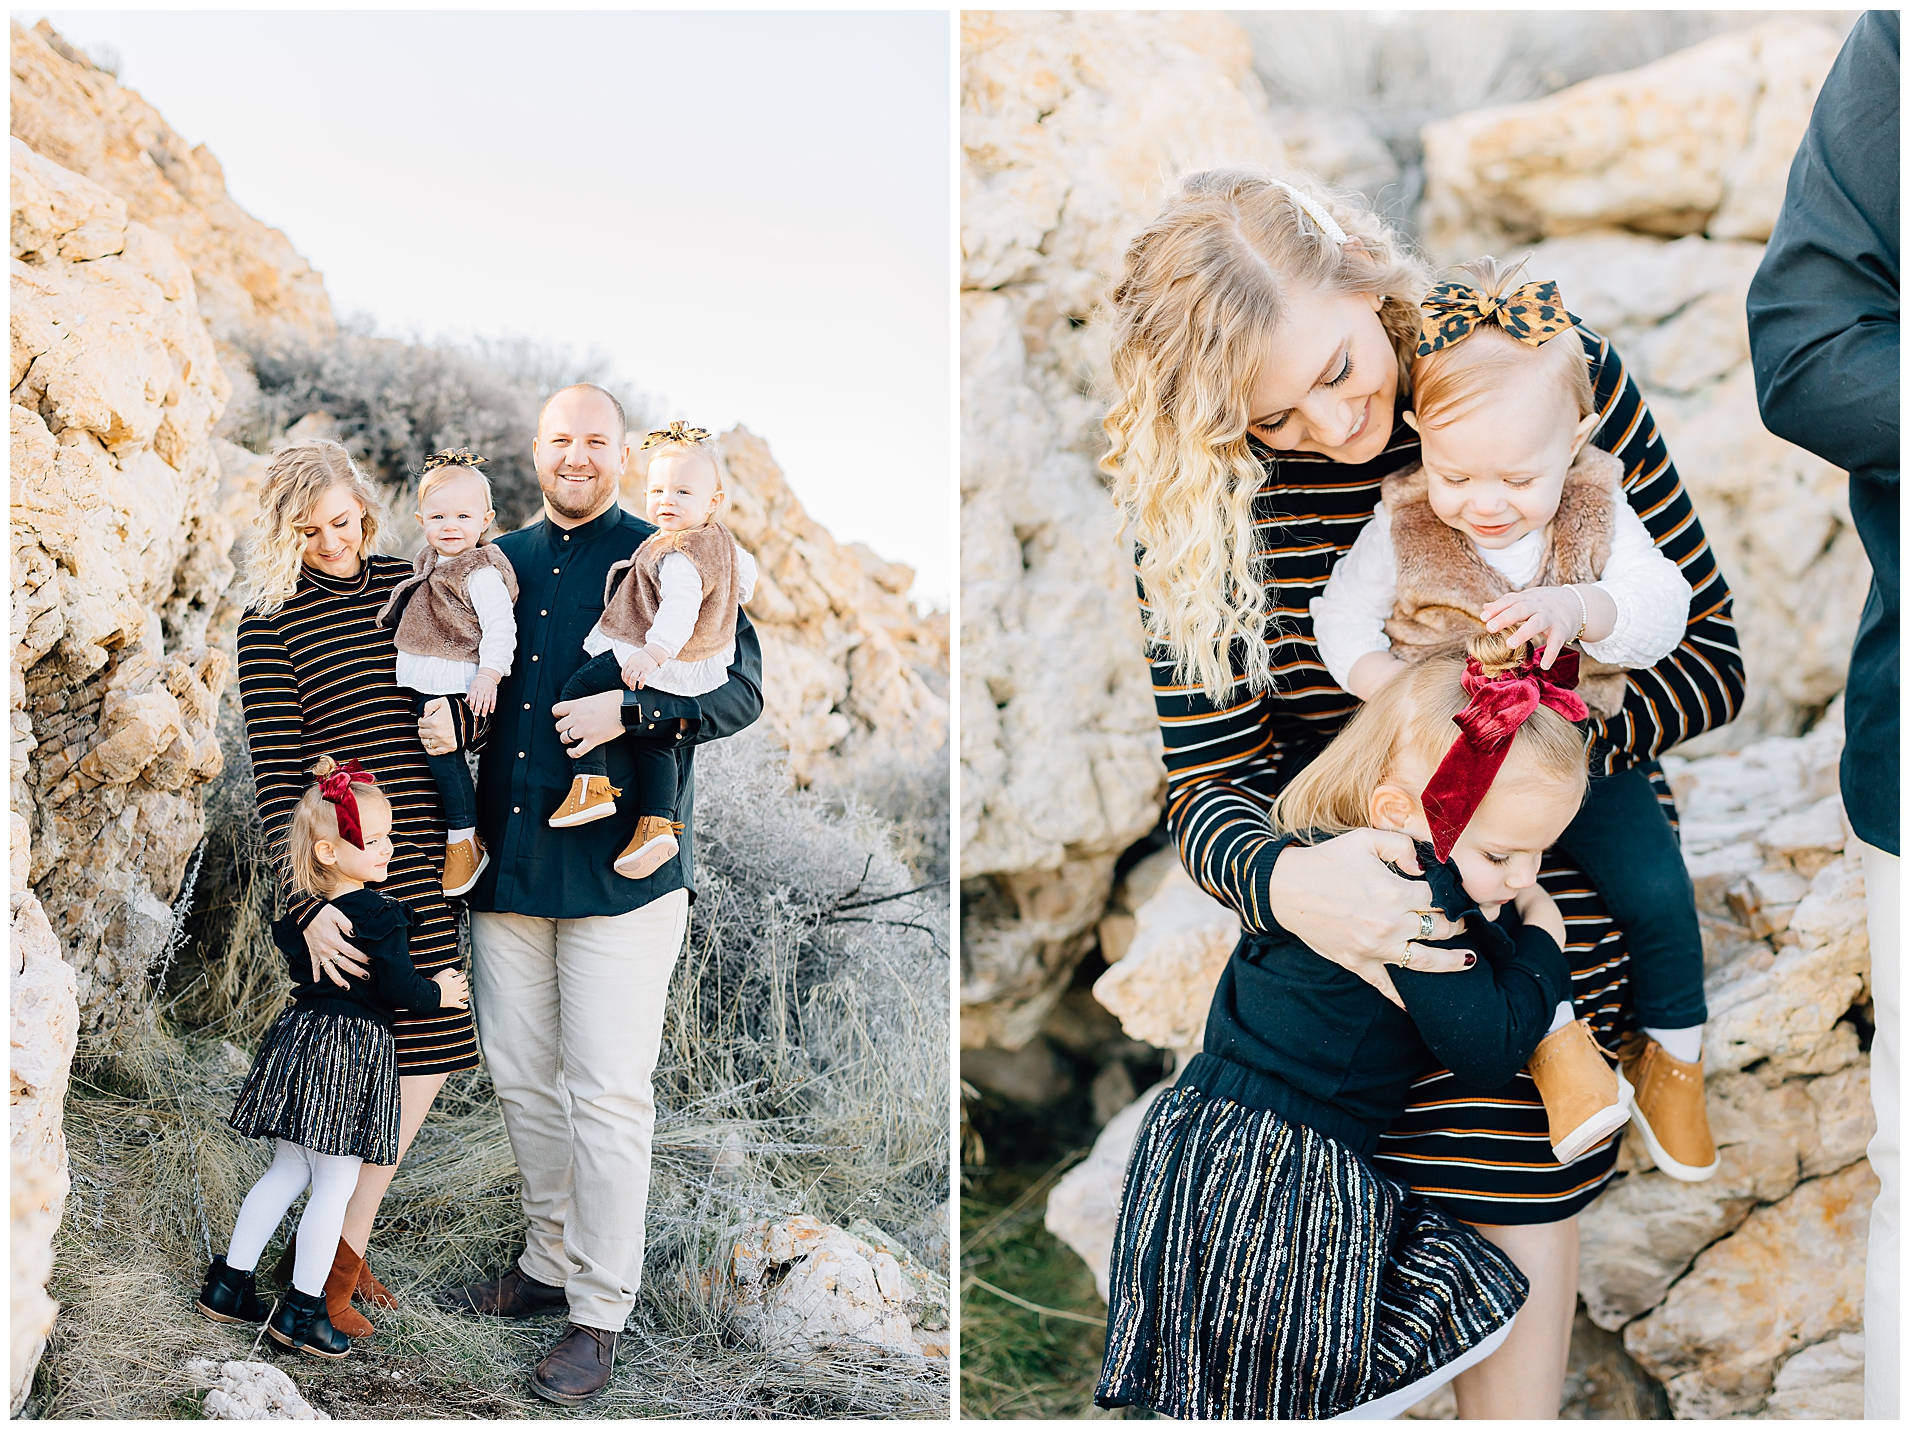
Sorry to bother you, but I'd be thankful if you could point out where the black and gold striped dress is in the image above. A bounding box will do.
[237,554,481,1076]
[1148,324,1744,1223]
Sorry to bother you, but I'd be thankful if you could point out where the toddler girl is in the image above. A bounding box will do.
[196,758,468,1358]
[1098,633,1588,1419]
[376,449,518,898]
[546,422,757,880]
[1311,259,1716,1181]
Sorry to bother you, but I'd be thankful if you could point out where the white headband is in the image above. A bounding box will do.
[1272,179,1347,247]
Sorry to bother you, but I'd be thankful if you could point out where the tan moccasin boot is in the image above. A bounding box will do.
[442,835,488,898]
[1619,1033,1719,1182]
[1528,1018,1633,1164]
[549,775,622,828]
[614,816,682,880]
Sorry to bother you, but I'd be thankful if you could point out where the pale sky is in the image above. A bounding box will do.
[29,10,952,605]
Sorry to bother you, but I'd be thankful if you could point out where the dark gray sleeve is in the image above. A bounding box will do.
[1746,10,1900,484]
[620,606,764,745]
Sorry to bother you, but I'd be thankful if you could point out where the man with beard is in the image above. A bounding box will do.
[422,383,763,1403]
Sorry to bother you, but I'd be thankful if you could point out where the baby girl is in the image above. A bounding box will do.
[1312,258,1718,1182]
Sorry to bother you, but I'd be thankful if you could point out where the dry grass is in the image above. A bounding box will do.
[35,731,948,1420]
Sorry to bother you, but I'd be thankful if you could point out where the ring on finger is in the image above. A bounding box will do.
[1399,945,1416,970]
[1413,909,1436,940]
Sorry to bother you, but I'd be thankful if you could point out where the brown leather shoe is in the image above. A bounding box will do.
[549,774,622,828]
[434,1264,569,1318]
[323,1240,376,1339]
[1619,1032,1719,1182]
[614,816,682,880]
[1528,1018,1633,1164]
[443,835,488,897]
[531,1323,620,1405]
[356,1252,398,1310]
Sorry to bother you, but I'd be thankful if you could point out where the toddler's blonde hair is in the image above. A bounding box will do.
[1271,631,1589,840]
[287,757,393,900]
[417,460,497,543]
[1412,257,1596,432]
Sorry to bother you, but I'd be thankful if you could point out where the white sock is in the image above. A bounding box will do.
[1643,1025,1704,1063]
[446,827,475,846]
[1548,1001,1576,1035]
[226,1139,313,1272]
[290,1151,363,1297]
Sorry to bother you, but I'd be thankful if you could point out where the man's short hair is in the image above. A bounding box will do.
[540,383,627,443]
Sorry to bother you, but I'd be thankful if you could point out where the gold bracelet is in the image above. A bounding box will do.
[1566,584,1589,643]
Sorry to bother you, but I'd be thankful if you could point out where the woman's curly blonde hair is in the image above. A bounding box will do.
[1101,169,1431,704]
[243,439,388,615]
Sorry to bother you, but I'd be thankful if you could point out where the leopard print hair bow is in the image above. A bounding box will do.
[421,448,488,472]
[639,421,712,449]
[1416,280,1572,357]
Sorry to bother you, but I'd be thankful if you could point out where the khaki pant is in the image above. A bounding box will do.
[470,890,688,1332]
[1858,839,1898,1420]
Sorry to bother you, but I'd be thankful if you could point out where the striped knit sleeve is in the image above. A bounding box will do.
[1578,325,1746,771]
[236,612,321,926]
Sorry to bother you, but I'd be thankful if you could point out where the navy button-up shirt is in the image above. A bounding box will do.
[467,503,763,918]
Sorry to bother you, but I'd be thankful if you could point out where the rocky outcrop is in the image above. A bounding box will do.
[1417,22,1865,745]
[727,1214,949,1361]
[11,20,334,344]
[623,428,949,785]
[185,1359,329,1421]
[1047,713,1874,1418]
[961,10,1288,1049]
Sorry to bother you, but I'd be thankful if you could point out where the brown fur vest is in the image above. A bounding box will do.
[598,521,742,660]
[1381,444,1630,717]
[376,544,520,663]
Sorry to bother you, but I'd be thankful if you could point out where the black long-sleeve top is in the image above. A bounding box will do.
[467,503,765,918]
[1187,843,1572,1159]
[271,888,446,1025]
[1747,10,1899,855]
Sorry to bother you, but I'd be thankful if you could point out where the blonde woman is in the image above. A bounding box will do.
[1103,170,1744,1418]
[234,439,482,1341]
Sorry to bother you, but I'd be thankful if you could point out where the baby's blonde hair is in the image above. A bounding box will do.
[1271,631,1588,840]
[417,460,497,543]
[244,440,387,615]
[1102,169,1431,704]
[286,757,393,900]
[1412,257,1596,432]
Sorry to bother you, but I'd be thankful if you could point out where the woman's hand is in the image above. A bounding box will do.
[303,905,370,987]
[418,696,456,756]
[1513,884,1567,947]
[1266,830,1472,1010]
[433,968,471,1010]
[466,671,500,718]
[551,689,626,759]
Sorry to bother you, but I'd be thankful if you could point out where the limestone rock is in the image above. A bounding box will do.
[185,1358,328,1421]
[10,20,334,342]
[1420,21,1845,258]
[9,1144,61,1415]
[963,11,1284,1047]
[1623,1161,1876,1418]
[1092,860,1238,1065]
[728,1215,949,1361]
[622,428,947,786]
[1764,1332,1865,1419]
[1046,1077,1171,1300]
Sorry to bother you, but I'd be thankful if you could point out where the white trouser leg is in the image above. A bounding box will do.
[472,890,689,1331]
[290,1151,364,1296]
[226,1140,313,1272]
[1858,838,1898,1420]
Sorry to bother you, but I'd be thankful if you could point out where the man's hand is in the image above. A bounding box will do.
[303,905,369,987]
[621,648,661,690]
[418,696,457,756]
[466,670,500,717]
[552,689,626,759]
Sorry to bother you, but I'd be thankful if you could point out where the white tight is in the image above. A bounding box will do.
[225,1140,363,1296]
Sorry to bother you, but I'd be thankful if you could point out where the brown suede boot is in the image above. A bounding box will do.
[442,835,488,898]
[355,1252,398,1310]
[1528,1019,1633,1164]
[323,1240,377,1339]
[434,1264,569,1319]
[549,774,621,828]
[1619,1032,1720,1182]
[531,1324,619,1405]
[613,816,682,880]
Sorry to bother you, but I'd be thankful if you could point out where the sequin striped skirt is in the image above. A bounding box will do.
[229,1008,401,1165]
[1095,1080,1529,1420]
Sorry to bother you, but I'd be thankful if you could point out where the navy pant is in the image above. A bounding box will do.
[1557,764,1708,1029]
[559,651,679,819]
[411,690,476,830]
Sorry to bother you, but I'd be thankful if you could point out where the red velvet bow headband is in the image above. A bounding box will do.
[1421,650,1589,863]
[314,757,377,850]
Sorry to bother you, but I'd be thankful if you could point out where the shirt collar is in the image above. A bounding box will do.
[541,502,628,546]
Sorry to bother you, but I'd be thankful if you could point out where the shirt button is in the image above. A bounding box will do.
[513,806,521,814]
[519,751,526,758]
[523,703,531,710]
[532,655,539,661]
[553,567,560,574]
[563,534,570,541]
[541,610,548,616]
